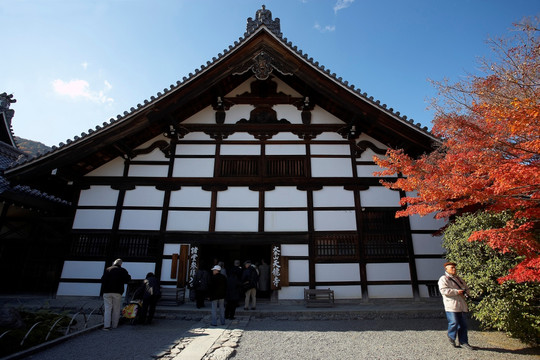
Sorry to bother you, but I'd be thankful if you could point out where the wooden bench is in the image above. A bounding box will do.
[159,287,185,306]
[304,288,335,307]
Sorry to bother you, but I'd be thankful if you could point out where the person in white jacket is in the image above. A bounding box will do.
[438,261,475,350]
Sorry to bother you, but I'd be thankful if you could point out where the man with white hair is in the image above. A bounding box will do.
[101,258,131,330]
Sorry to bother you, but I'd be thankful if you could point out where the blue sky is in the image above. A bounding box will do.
[2,0,538,146]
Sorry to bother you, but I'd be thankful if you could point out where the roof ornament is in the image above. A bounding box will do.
[246,5,282,37]
[0,93,16,124]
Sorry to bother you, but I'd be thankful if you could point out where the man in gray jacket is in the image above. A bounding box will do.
[438,261,474,350]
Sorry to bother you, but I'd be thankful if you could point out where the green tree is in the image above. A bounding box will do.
[443,211,540,344]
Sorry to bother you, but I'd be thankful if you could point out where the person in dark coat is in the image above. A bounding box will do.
[209,265,227,326]
[225,262,242,319]
[101,258,131,330]
[137,272,161,325]
[241,260,259,310]
[193,264,210,308]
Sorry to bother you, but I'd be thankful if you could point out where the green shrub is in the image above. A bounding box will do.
[443,211,540,345]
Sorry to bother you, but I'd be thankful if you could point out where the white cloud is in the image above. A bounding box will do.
[334,0,354,13]
[314,22,336,33]
[52,79,114,104]
[81,61,88,70]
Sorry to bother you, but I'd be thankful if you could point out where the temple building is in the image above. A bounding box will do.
[5,7,446,301]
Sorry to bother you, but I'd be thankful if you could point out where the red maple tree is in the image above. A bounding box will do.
[374,20,540,283]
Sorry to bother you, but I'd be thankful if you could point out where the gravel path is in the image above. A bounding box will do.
[231,318,539,360]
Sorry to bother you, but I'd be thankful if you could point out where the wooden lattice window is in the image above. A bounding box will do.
[266,157,305,177]
[315,233,359,260]
[362,210,408,259]
[220,157,259,176]
[117,234,158,258]
[218,156,306,177]
[70,233,110,257]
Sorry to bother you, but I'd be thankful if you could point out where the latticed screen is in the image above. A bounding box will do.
[71,233,158,258]
[219,156,306,177]
[315,233,359,260]
[362,210,408,259]
[71,233,109,257]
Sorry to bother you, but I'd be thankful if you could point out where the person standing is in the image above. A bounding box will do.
[241,260,258,310]
[194,263,210,309]
[225,262,242,319]
[438,261,475,350]
[101,258,131,330]
[258,258,271,298]
[209,265,227,326]
[138,272,161,325]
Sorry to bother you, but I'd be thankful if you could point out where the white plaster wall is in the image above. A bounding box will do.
[119,210,162,231]
[412,234,444,255]
[311,158,353,177]
[179,132,212,141]
[73,209,115,229]
[163,244,183,256]
[170,187,212,207]
[368,285,413,298]
[288,259,309,282]
[281,244,309,257]
[215,211,258,231]
[217,187,258,207]
[310,144,351,155]
[227,82,251,97]
[78,186,119,206]
[357,164,395,177]
[409,213,447,230]
[224,133,259,141]
[366,263,411,281]
[133,147,168,161]
[220,144,260,155]
[274,78,301,96]
[57,282,102,296]
[176,144,216,155]
[167,211,210,231]
[129,164,169,177]
[265,144,306,155]
[360,187,401,207]
[325,285,362,299]
[311,106,344,124]
[358,148,384,162]
[173,159,214,177]
[313,210,357,231]
[61,261,105,278]
[418,285,432,298]
[315,263,361,282]
[313,186,354,207]
[357,133,388,149]
[315,132,346,140]
[86,157,124,177]
[415,258,447,281]
[265,211,308,231]
[265,187,307,207]
[161,259,173,281]
[275,105,301,124]
[123,262,155,280]
[123,186,164,207]
[223,105,253,124]
[278,286,304,300]
[269,133,303,141]
[182,106,214,124]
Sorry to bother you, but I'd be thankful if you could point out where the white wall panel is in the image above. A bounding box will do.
[357,164,395,177]
[182,106,214,124]
[163,244,182,256]
[315,263,360,282]
[357,133,388,149]
[57,282,102,296]
[220,144,260,155]
[215,211,258,231]
[179,132,212,141]
[123,262,155,280]
[161,259,173,281]
[78,186,119,206]
[281,244,309,257]
[86,157,124,177]
[119,210,162,230]
[265,187,307,207]
[409,213,447,230]
[368,285,413,298]
[415,258,447,281]
[265,211,308,231]
[73,209,115,229]
[278,286,304,300]
[358,148,383,162]
[360,187,401,207]
[170,187,212,207]
[311,158,353,177]
[412,234,444,255]
[175,144,216,155]
[288,259,309,282]
[133,148,168,161]
[314,210,357,231]
[274,105,301,124]
[266,144,306,155]
[222,105,252,124]
[129,165,169,177]
[314,132,346,140]
[124,186,164,207]
[173,159,214,177]
[167,211,210,231]
[217,187,258,207]
[310,144,351,155]
[313,186,354,207]
[311,106,343,124]
[269,133,303,141]
[324,285,362,299]
[61,261,105,278]
[366,263,411,281]
[274,78,301,96]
